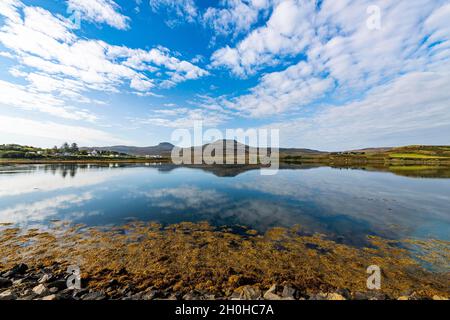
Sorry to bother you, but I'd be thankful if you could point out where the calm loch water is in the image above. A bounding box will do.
[1,164,449,245]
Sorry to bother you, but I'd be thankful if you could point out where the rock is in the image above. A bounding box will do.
[0,290,17,300]
[12,263,28,275]
[309,292,346,300]
[56,293,73,300]
[335,288,352,300]
[129,292,144,300]
[72,288,89,298]
[22,289,33,296]
[17,295,36,300]
[234,286,261,300]
[264,292,282,300]
[281,286,296,299]
[81,291,107,300]
[183,292,202,300]
[142,289,158,300]
[326,293,346,300]
[263,284,282,300]
[432,295,448,300]
[47,280,67,290]
[308,293,325,300]
[353,291,387,300]
[42,294,58,301]
[32,284,49,296]
[230,291,242,300]
[108,279,119,286]
[38,274,53,284]
[0,277,12,288]
[49,287,59,293]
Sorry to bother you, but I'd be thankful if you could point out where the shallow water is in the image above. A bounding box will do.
[1,163,449,246]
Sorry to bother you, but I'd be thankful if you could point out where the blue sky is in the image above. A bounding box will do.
[0,0,449,150]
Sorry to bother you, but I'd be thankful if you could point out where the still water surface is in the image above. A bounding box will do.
[1,164,449,245]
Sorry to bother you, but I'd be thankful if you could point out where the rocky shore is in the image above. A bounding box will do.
[1,262,447,301]
[1,222,449,301]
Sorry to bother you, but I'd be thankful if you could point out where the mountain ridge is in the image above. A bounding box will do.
[81,140,325,157]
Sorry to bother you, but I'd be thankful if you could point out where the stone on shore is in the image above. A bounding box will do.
[309,292,346,300]
[38,274,53,284]
[0,290,17,300]
[281,285,297,299]
[81,291,107,300]
[32,284,49,296]
[263,284,282,300]
[5,263,28,277]
[0,277,13,288]
[232,286,262,300]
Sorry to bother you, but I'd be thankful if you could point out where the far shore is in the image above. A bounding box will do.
[2,156,450,166]
[0,158,172,164]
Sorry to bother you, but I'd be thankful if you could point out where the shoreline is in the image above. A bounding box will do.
[1,157,450,166]
[1,222,448,301]
[1,262,447,300]
[0,159,172,164]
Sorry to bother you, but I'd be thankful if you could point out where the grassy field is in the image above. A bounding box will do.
[389,153,449,159]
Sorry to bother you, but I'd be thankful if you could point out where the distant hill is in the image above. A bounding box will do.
[82,140,325,157]
[183,140,325,157]
[346,147,394,153]
[81,143,175,156]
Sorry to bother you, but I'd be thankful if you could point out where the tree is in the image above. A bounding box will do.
[70,143,79,153]
[61,142,70,152]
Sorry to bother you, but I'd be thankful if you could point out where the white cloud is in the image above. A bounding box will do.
[0,2,208,122]
[131,107,229,128]
[0,168,130,197]
[0,115,131,146]
[0,192,93,223]
[266,70,450,150]
[211,0,316,76]
[0,80,97,122]
[0,0,22,23]
[149,0,198,25]
[67,0,130,30]
[0,3,207,93]
[208,0,450,121]
[224,60,334,117]
[144,185,227,210]
[203,0,272,37]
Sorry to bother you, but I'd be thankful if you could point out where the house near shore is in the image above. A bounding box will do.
[145,155,163,159]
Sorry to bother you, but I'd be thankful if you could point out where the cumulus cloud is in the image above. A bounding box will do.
[0,192,93,224]
[211,0,316,76]
[223,60,334,117]
[266,70,450,150]
[143,185,227,210]
[0,79,97,122]
[67,0,130,30]
[203,0,272,37]
[0,4,207,92]
[207,0,450,122]
[0,1,208,124]
[131,106,230,128]
[149,0,198,25]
